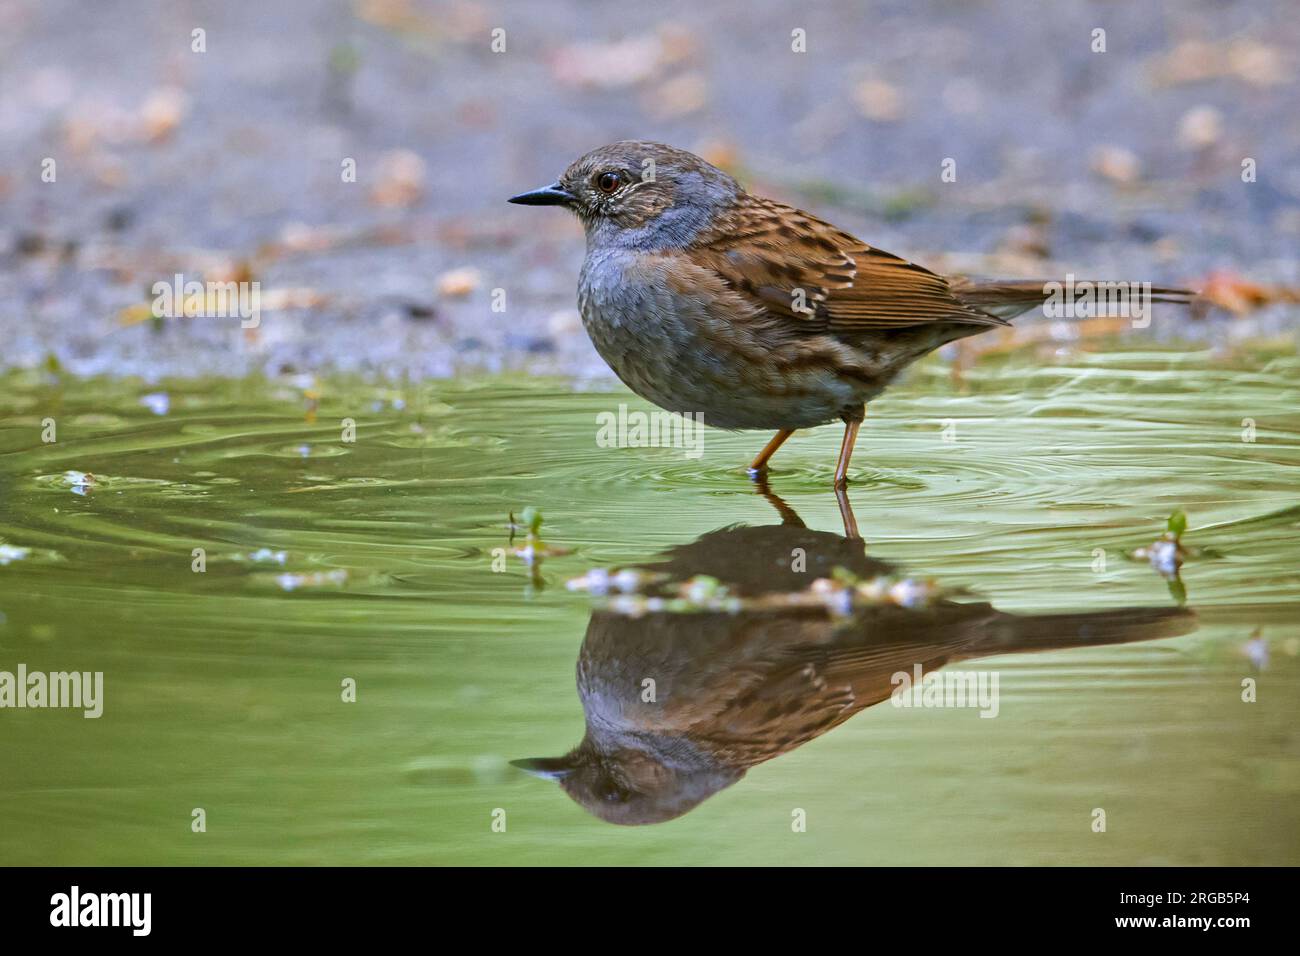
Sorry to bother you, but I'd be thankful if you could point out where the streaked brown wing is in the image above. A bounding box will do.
[692,194,1007,333]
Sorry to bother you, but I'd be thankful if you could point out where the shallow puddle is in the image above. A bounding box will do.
[0,343,1297,863]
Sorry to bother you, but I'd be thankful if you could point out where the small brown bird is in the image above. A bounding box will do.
[512,506,1197,825]
[510,141,1193,488]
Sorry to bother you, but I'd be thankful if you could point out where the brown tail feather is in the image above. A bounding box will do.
[974,606,1197,658]
[948,277,1199,321]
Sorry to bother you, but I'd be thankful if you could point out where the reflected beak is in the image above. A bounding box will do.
[507,182,573,206]
[511,757,573,780]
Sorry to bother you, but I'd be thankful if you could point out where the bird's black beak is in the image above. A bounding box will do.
[507,182,573,206]
[511,756,574,780]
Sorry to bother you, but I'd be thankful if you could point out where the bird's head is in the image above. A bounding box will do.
[511,737,742,826]
[508,140,740,248]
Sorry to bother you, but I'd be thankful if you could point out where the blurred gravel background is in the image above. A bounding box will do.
[1,0,1298,379]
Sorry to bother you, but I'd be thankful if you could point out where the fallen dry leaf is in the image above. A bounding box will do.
[695,138,740,173]
[370,149,426,207]
[1197,270,1300,315]
[1178,105,1224,150]
[1149,38,1291,88]
[1090,144,1141,184]
[551,26,694,90]
[140,87,188,142]
[642,71,708,119]
[437,267,481,298]
[852,79,903,122]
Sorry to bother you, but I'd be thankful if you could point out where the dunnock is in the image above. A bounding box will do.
[512,501,1196,825]
[510,141,1193,488]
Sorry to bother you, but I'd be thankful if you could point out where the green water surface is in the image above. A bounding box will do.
[0,343,1297,864]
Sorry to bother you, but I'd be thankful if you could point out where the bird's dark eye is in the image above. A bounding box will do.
[600,783,629,802]
[595,171,623,194]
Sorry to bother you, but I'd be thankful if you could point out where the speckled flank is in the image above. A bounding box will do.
[580,246,878,429]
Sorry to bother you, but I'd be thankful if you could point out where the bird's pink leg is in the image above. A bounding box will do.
[833,416,863,490]
[748,428,796,477]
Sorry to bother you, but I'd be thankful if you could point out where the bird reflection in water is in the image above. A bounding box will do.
[513,485,1195,825]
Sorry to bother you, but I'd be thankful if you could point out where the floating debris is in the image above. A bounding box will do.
[815,566,947,614]
[63,470,96,495]
[505,507,571,596]
[568,563,947,617]
[139,392,170,415]
[574,572,738,616]
[303,386,320,424]
[508,507,570,563]
[1131,509,1189,577]
[274,569,348,592]
[608,594,665,618]
[1129,509,1206,605]
[1243,627,1268,670]
[682,574,724,604]
[0,543,32,566]
[1137,536,1183,577]
[566,567,665,596]
[245,549,288,565]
